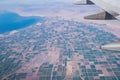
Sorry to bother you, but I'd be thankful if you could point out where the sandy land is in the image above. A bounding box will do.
[66,61,73,76]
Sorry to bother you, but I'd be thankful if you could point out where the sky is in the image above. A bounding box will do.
[0,0,73,4]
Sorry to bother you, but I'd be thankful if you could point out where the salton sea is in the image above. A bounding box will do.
[0,12,42,34]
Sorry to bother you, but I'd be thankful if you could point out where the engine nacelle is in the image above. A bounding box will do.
[100,42,120,51]
[74,0,94,5]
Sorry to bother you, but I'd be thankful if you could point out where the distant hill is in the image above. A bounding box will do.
[0,12,43,34]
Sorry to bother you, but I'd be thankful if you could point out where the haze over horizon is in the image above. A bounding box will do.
[0,0,73,4]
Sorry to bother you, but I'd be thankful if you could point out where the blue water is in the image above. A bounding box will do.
[0,12,43,34]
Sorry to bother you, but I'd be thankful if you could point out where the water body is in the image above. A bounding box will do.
[0,12,43,34]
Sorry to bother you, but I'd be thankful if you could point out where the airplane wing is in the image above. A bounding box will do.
[75,0,120,51]
[90,0,120,20]
[75,0,120,20]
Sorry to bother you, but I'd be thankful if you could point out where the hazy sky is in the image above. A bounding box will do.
[0,0,73,4]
